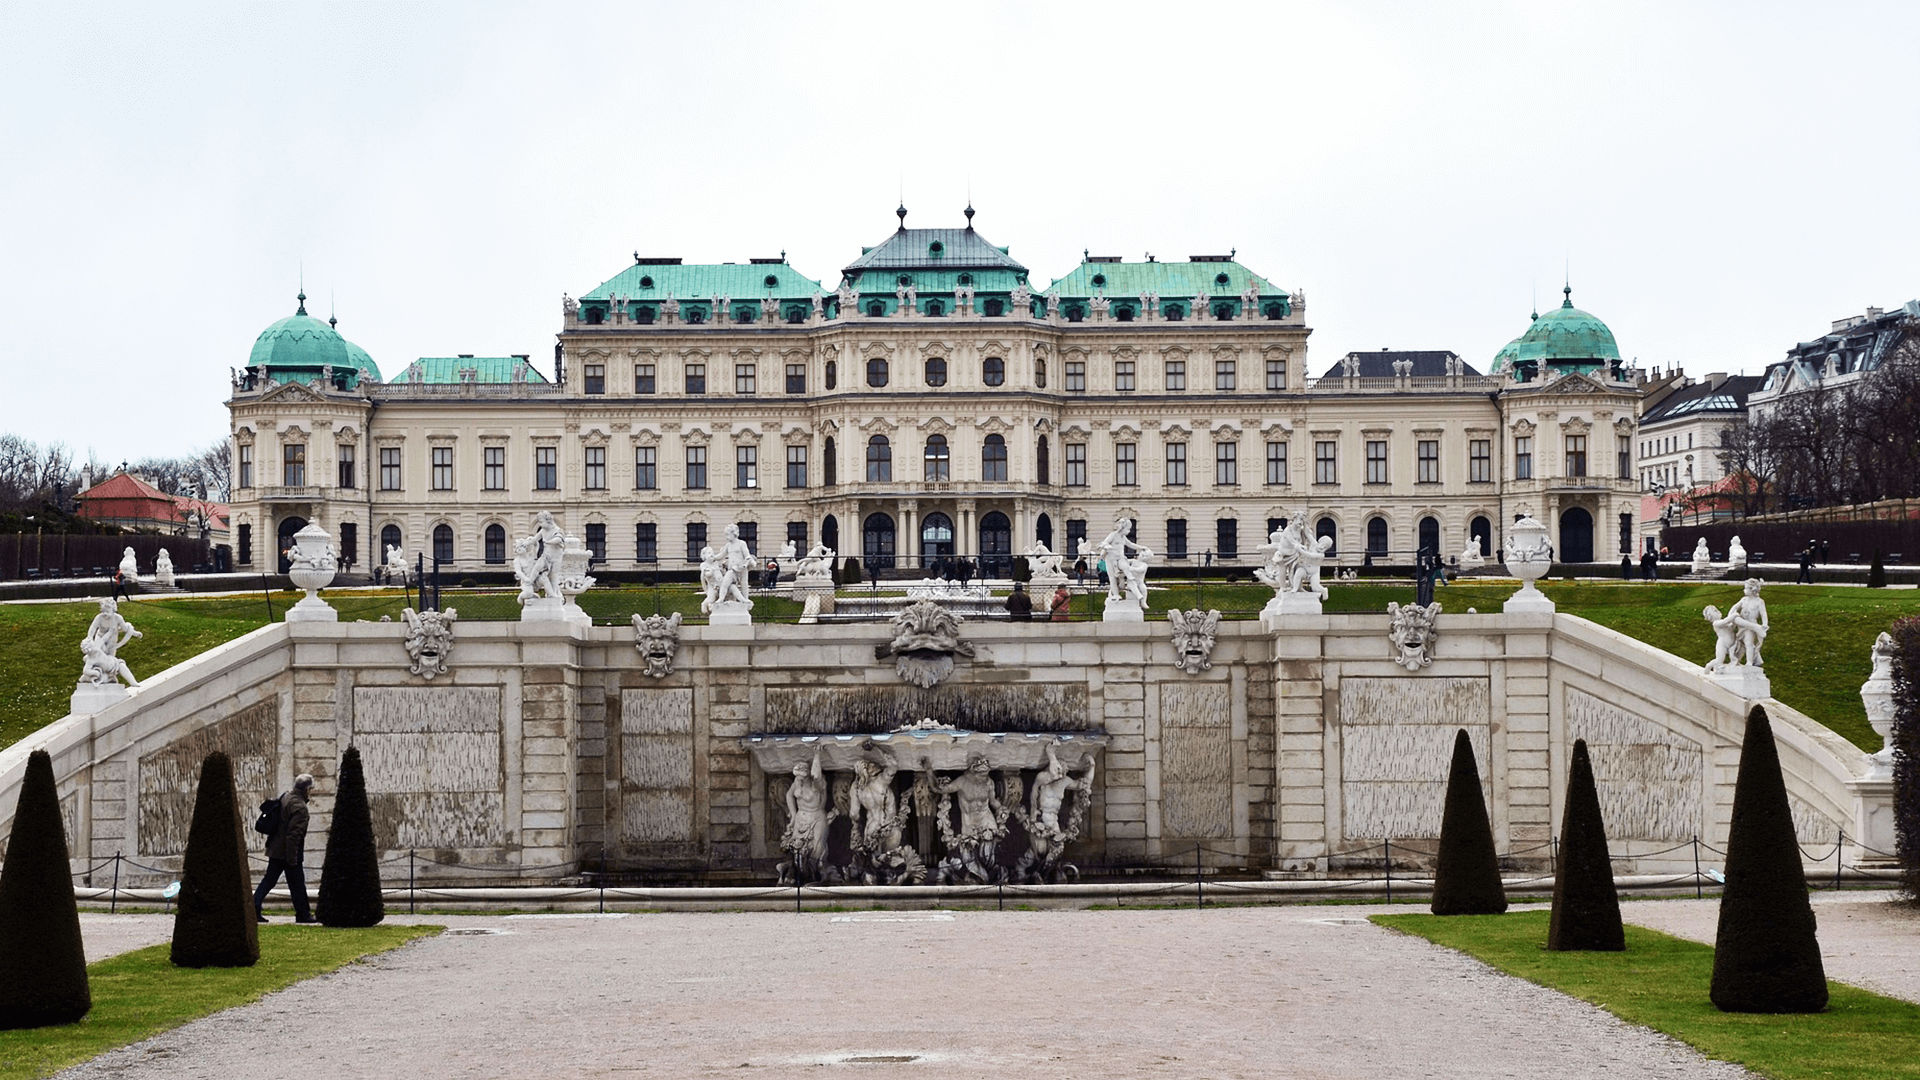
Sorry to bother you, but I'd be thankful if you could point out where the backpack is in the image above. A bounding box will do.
[254,794,284,836]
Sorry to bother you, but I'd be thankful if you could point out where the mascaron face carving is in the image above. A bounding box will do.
[1166,608,1222,675]
[874,599,976,689]
[1386,601,1439,671]
[633,612,683,678]
[401,607,457,680]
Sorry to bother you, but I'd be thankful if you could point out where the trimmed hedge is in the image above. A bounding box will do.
[1547,739,1625,951]
[1431,729,1507,916]
[0,750,91,1028]
[317,746,385,927]
[1891,616,1920,903]
[170,752,259,968]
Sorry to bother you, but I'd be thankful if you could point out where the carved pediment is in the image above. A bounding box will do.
[1211,422,1241,440]
[730,347,763,361]
[919,340,951,359]
[581,428,610,447]
[1561,417,1591,435]
[257,382,325,406]
[860,416,899,436]
[631,428,661,447]
[681,428,712,447]
[1163,423,1192,441]
[678,347,711,361]
[919,416,955,435]
[1161,344,1191,360]
[1211,343,1239,358]
[1111,421,1142,439]
[976,416,1014,436]
[862,341,893,360]
[1260,421,1290,440]
[1059,424,1092,441]
[1542,371,1607,395]
[234,426,256,445]
[782,425,812,446]
[1262,343,1294,357]
[1614,416,1635,435]
[1509,418,1536,436]
[973,339,1009,356]
[280,424,310,440]
[731,427,762,446]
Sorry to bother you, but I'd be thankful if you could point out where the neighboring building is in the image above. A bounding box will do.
[1748,301,1920,420]
[225,211,1647,577]
[1633,372,1764,549]
[75,468,230,545]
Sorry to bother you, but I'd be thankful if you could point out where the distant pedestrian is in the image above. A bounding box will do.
[1640,550,1658,580]
[1073,558,1087,584]
[1004,582,1033,621]
[764,559,779,590]
[1797,548,1814,584]
[1049,584,1072,621]
[1818,539,1829,565]
[253,773,314,924]
[958,558,975,587]
[110,569,129,601]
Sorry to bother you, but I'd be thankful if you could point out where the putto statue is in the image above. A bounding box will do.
[1096,517,1153,621]
[80,597,141,688]
[400,607,457,679]
[699,524,755,625]
[1013,739,1097,883]
[1704,578,1769,672]
[875,599,975,688]
[1256,515,1331,617]
[632,612,683,678]
[1387,601,1441,670]
[1692,537,1711,574]
[514,511,567,604]
[154,548,175,587]
[1167,608,1222,675]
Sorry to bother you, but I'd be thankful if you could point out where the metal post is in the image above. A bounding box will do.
[1196,844,1203,909]
[998,880,1004,912]
[1834,829,1844,890]
[1384,839,1392,903]
[1693,835,1702,899]
[110,851,121,914]
[795,882,802,915]
[409,849,417,914]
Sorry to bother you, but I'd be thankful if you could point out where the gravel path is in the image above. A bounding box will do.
[61,906,1759,1080]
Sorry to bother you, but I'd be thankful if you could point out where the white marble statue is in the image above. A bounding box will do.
[1727,535,1748,569]
[778,539,798,562]
[1692,537,1712,573]
[718,524,752,604]
[929,751,1008,885]
[1458,536,1487,570]
[118,547,138,581]
[1502,514,1556,613]
[777,747,836,886]
[1863,632,1897,773]
[810,291,824,318]
[1096,517,1151,607]
[513,511,566,604]
[1010,281,1031,312]
[1022,539,1067,583]
[662,293,680,318]
[1044,288,1060,317]
[760,297,779,322]
[1705,578,1769,671]
[154,548,175,587]
[385,544,410,586]
[1089,294,1110,316]
[80,598,141,687]
[795,542,836,581]
[836,280,858,313]
[697,545,722,613]
[1256,517,1330,607]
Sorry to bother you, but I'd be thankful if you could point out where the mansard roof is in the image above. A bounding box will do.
[1046,256,1284,300]
[581,260,827,303]
[843,210,1027,276]
[1640,374,1764,425]
[1320,350,1480,379]
[394,356,549,384]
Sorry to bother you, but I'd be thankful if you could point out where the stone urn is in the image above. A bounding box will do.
[1862,633,1896,778]
[286,522,339,622]
[1502,514,1555,613]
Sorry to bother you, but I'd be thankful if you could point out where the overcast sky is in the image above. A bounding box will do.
[2,1,1915,467]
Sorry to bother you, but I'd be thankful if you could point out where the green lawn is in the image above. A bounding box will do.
[1374,910,1920,1080]
[0,924,439,1079]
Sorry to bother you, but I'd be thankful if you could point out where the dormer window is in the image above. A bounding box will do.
[1091,273,1106,287]
[867,300,886,317]
[685,307,706,324]
[639,275,654,289]
[735,307,755,324]
[1263,302,1284,320]
[1115,305,1134,322]
[957,273,972,285]
[635,306,655,324]
[897,274,913,286]
[764,274,779,288]
[1215,272,1230,286]
[1066,305,1084,323]
[1213,303,1234,321]
[984,298,1004,317]
[1164,304,1185,321]
[585,307,604,325]
[925,300,945,317]
[928,241,944,257]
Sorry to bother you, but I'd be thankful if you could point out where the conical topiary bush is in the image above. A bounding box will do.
[170,752,259,968]
[0,750,91,1028]
[1710,706,1827,1013]
[1892,617,1920,904]
[1431,728,1507,915]
[1548,739,1625,950]
[317,746,385,927]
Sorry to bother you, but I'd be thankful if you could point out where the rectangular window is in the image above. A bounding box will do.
[1114,360,1135,392]
[685,364,706,395]
[238,522,252,564]
[1366,440,1388,484]
[238,445,253,489]
[1266,441,1288,485]
[1266,356,1286,391]
[584,446,606,490]
[534,446,558,490]
[336,444,355,489]
[1065,360,1086,392]
[282,443,306,487]
[786,363,806,394]
[585,522,606,562]
[339,522,357,567]
[1566,434,1588,478]
[1165,443,1188,486]
[635,523,657,563]
[787,521,808,552]
[1115,443,1137,486]
[484,446,506,490]
[736,445,757,489]
[1164,359,1185,391]
[1618,435,1632,479]
[1417,439,1439,484]
[635,446,657,490]
[1065,519,1088,559]
[1166,518,1188,559]
[1515,436,1533,480]
[786,445,807,488]
[686,522,707,564]
[738,522,758,555]
[379,447,401,491]
[685,446,708,490]
[1065,443,1087,487]
[1215,359,1236,391]
[634,363,656,394]
[1216,518,1238,558]
[735,364,756,395]
[1315,440,1337,485]
[1215,442,1238,486]
[584,363,605,395]
[1469,439,1491,483]
[431,446,454,491]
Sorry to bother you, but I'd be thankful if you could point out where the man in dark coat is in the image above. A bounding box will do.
[1004,582,1033,621]
[253,773,314,923]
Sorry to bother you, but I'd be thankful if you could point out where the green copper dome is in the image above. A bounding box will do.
[247,293,381,387]
[1491,287,1619,376]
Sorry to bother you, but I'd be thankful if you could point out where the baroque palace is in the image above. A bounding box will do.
[226,207,1646,577]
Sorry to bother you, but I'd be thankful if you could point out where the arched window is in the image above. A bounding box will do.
[484,524,507,564]
[866,436,891,482]
[925,299,945,317]
[1469,515,1492,558]
[984,298,1004,317]
[982,357,1005,386]
[822,514,839,555]
[1115,305,1135,322]
[1034,358,1047,388]
[866,300,886,317]
[863,513,896,570]
[1263,302,1284,320]
[1035,435,1050,485]
[823,437,837,486]
[1316,517,1338,556]
[1366,517,1389,557]
[824,360,837,389]
[1164,303,1185,321]
[1036,512,1054,549]
[1418,516,1441,556]
[925,356,947,387]
[978,511,1012,577]
[867,357,888,387]
[924,435,950,481]
[921,512,954,559]
[981,434,1007,482]
[380,524,402,563]
[432,523,454,565]
[585,307,604,325]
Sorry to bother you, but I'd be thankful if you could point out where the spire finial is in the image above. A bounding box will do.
[1563,283,1574,308]
[896,202,908,227]
[964,202,975,228]
[296,290,307,316]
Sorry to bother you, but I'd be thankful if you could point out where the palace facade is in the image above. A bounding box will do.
[226,208,1647,577]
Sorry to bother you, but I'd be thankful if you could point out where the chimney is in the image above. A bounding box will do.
[1706,372,1728,388]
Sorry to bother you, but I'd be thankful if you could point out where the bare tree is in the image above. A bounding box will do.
[195,439,233,502]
